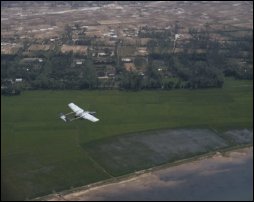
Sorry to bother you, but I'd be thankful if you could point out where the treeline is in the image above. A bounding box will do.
[118,58,224,91]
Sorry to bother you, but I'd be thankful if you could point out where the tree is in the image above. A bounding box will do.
[62,24,73,45]
[1,85,21,96]
[144,64,162,89]
[189,62,224,88]
[80,59,97,89]
[118,70,143,90]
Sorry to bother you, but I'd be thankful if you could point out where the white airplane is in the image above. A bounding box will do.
[60,103,99,123]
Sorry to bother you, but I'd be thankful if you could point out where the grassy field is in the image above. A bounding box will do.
[1,78,253,200]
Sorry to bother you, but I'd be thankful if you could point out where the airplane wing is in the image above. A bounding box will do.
[68,103,83,113]
[81,112,99,122]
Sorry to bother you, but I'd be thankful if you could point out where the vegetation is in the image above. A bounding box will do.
[1,25,252,93]
[1,85,21,96]
[1,78,253,200]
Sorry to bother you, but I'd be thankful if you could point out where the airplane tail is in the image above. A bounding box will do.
[59,113,67,122]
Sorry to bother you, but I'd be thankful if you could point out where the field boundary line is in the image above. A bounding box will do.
[74,125,114,178]
[82,147,114,178]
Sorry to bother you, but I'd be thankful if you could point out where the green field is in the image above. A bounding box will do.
[1,78,253,200]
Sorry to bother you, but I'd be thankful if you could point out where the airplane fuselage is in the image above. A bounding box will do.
[76,109,84,117]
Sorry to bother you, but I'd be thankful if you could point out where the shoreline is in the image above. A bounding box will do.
[34,145,253,201]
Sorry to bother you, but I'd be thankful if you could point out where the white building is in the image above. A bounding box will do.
[15,78,23,82]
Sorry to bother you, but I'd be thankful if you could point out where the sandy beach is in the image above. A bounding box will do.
[46,147,253,201]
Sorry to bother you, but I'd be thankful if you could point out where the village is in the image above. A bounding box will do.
[1,2,253,201]
[1,1,253,93]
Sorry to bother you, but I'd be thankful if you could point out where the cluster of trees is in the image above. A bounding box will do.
[30,53,97,90]
[1,77,22,95]
[142,26,252,90]
[1,52,98,90]
[117,57,224,91]
[118,64,162,90]
[1,85,21,96]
